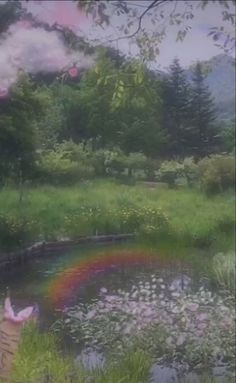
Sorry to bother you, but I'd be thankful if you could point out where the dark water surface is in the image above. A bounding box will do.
[0,243,209,322]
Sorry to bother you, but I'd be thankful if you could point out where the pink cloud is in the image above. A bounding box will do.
[24,1,88,31]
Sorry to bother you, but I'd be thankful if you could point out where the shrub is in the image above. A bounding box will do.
[38,146,94,184]
[158,160,184,187]
[182,157,199,187]
[125,153,147,177]
[102,150,148,178]
[198,155,235,193]
[143,158,160,181]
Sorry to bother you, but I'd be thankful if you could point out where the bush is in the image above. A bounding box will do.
[101,150,148,178]
[125,153,147,177]
[38,144,95,184]
[158,160,184,187]
[182,157,199,187]
[143,158,160,181]
[198,155,235,193]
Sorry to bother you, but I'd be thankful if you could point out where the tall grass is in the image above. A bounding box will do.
[213,251,235,294]
[6,324,151,383]
[0,180,235,251]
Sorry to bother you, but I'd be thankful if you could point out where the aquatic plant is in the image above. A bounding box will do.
[55,276,235,371]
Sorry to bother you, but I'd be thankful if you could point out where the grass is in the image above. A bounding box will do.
[5,323,151,383]
[0,180,235,252]
[3,323,234,383]
[213,251,235,294]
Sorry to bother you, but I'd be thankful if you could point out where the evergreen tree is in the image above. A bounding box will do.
[190,62,217,157]
[162,58,192,157]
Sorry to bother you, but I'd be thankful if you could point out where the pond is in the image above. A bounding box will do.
[0,243,235,382]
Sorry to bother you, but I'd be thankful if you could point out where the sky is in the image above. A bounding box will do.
[24,0,235,70]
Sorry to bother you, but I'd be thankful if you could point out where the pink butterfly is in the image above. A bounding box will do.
[4,298,34,324]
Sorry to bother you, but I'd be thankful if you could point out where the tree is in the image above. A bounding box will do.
[161,58,192,157]
[76,0,235,59]
[77,52,166,156]
[0,75,42,183]
[190,62,218,157]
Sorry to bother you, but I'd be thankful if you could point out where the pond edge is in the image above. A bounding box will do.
[0,234,135,272]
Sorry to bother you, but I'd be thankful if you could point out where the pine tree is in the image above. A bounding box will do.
[190,62,217,157]
[162,58,192,157]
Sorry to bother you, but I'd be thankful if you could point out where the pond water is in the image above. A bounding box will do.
[0,243,234,382]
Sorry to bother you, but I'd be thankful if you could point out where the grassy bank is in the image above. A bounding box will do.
[0,180,234,252]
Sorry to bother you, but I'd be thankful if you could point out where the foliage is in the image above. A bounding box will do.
[189,62,218,157]
[219,119,235,153]
[161,58,192,157]
[182,157,199,187]
[213,251,235,294]
[0,75,43,184]
[158,160,184,187]
[76,1,235,58]
[198,154,235,193]
[77,53,165,156]
[38,144,95,184]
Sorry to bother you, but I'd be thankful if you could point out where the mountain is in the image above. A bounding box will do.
[186,54,235,123]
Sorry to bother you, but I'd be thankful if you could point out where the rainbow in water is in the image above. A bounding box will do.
[48,250,164,307]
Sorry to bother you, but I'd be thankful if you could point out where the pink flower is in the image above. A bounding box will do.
[68,67,79,78]
[4,298,34,324]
